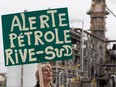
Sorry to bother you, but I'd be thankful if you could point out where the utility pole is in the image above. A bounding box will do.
[21,65,23,87]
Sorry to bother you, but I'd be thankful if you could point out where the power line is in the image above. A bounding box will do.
[106,6,116,18]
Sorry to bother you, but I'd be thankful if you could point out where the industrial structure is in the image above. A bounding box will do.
[6,0,116,87]
[50,0,116,87]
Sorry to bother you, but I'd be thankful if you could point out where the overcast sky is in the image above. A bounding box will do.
[0,0,116,72]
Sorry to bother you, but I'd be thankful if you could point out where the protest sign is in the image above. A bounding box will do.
[1,8,73,66]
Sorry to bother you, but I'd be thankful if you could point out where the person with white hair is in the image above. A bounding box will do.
[34,63,53,87]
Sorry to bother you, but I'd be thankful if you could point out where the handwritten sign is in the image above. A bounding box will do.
[1,8,73,66]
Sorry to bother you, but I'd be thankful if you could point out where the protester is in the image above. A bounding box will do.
[35,63,53,87]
